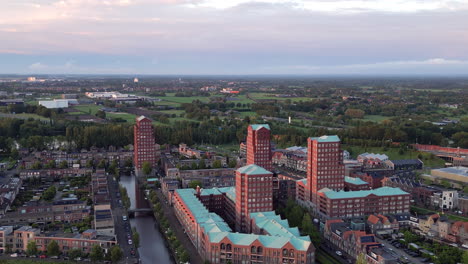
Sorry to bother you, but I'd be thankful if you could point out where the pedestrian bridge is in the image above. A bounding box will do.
[128,208,153,218]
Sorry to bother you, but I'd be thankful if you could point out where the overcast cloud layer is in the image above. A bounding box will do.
[1,0,468,75]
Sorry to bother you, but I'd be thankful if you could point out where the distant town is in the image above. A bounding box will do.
[0,75,467,264]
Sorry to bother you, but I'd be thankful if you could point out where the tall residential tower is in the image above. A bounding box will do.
[134,116,157,175]
[307,135,344,204]
[246,124,272,171]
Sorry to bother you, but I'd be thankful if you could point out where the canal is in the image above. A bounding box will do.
[120,175,173,264]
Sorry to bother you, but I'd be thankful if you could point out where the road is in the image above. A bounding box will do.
[108,174,140,263]
[156,189,204,264]
[375,237,423,264]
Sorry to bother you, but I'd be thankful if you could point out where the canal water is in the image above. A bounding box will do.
[120,175,173,264]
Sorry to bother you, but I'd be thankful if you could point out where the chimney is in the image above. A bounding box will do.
[196,185,201,196]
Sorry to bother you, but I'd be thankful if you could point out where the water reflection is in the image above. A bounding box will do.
[120,175,173,264]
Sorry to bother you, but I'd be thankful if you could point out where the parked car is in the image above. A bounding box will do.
[39,255,47,259]
[128,239,133,245]
[336,251,343,256]
[10,253,18,258]
[122,215,128,221]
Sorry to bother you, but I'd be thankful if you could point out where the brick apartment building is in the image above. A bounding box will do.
[246,124,272,171]
[134,116,157,174]
[235,164,273,233]
[297,135,411,219]
[173,187,315,264]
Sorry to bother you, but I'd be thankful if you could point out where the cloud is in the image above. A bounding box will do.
[259,58,468,74]
[28,62,48,70]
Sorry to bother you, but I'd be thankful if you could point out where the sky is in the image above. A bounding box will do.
[1,0,468,75]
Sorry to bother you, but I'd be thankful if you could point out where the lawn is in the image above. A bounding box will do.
[73,104,102,115]
[0,112,49,122]
[249,92,314,102]
[363,115,390,123]
[239,111,257,117]
[158,109,185,116]
[107,112,138,123]
[342,145,445,168]
[163,93,211,104]
[226,94,255,105]
[411,206,468,222]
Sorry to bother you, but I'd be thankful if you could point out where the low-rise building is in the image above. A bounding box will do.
[431,166,468,184]
[344,176,370,191]
[385,159,423,171]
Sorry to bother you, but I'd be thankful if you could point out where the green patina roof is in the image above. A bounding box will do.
[321,186,409,199]
[250,124,271,131]
[237,164,272,175]
[309,135,340,143]
[344,176,368,185]
[176,187,312,251]
[200,188,222,196]
[218,186,236,202]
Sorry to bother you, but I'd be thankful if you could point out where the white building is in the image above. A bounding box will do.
[432,190,459,210]
[39,99,69,109]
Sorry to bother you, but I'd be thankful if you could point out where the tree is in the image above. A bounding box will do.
[45,160,56,169]
[142,161,152,175]
[124,158,133,168]
[59,160,68,169]
[5,244,12,254]
[90,244,104,262]
[68,248,82,260]
[441,179,451,189]
[345,108,365,119]
[212,160,222,168]
[132,227,140,248]
[180,249,190,262]
[96,110,106,119]
[462,250,468,264]
[356,253,367,264]
[47,240,60,256]
[199,158,206,169]
[228,159,237,168]
[26,240,38,256]
[97,159,107,169]
[43,185,57,201]
[188,180,203,189]
[86,159,94,168]
[110,246,123,263]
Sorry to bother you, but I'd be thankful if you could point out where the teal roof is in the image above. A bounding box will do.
[250,124,271,131]
[321,186,409,199]
[237,164,272,175]
[344,176,368,185]
[309,135,340,143]
[175,189,231,232]
[200,188,222,196]
[218,186,236,202]
[176,187,313,251]
[250,211,310,242]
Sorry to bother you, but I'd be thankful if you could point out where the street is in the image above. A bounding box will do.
[108,174,139,263]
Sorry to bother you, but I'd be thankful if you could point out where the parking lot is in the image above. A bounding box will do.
[376,237,426,264]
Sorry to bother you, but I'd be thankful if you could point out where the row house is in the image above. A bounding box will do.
[410,214,468,245]
[367,214,399,235]
[0,199,90,225]
[357,153,389,168]
[0,226,116,254]
[0,178,22,215]
[19,168,92,179]
[323,219,388,262]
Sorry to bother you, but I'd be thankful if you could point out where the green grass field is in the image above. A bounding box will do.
[343,145,446,168]
[163,93,211,104]
[107,112,138,123]
[0,112,49,122]
[249,92,314,102]
[72,104,102,115]
[363,115,390,122]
